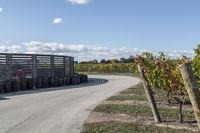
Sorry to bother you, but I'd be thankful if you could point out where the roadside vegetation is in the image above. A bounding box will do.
[83,121,195,133]
[75,63,138,74]
[82,44,200,132]
[82,84,198,133]
[76,44,200,80]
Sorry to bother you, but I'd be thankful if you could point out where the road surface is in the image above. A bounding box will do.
[0,75,140,133]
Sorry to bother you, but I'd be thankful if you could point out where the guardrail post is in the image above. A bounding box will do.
[138,65,161,123]
[180,63,200,129]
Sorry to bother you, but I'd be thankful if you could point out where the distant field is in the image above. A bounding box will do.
[75,63,138,74]
[77,72,139,77]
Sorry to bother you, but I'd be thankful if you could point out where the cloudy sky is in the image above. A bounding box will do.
[0,0,199,61]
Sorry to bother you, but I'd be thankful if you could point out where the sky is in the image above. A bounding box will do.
[0,0,199,61]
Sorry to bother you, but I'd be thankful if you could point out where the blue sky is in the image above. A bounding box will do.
[0,0,199,60]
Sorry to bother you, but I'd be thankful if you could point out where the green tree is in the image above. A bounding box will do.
[192,44,200,86]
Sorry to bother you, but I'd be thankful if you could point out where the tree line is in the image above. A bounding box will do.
[78,57,135,64]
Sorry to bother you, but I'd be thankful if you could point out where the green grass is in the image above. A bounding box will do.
[82,121,196,133]
[120,86,145,95]
[83,83,195,132]
[117,85,190,105]
[94,104,195,121]
[95,104,152,116]
[108,84,147,101]
[107,95,147,101]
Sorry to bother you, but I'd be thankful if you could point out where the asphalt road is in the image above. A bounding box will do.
[0,75,140,133]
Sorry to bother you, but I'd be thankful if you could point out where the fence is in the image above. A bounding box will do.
[0,53,87,93]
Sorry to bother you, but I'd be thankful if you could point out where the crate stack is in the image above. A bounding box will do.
[0,53,88,94]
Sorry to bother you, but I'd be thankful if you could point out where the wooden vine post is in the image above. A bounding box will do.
[180,63,200,129]
[138,65,161,123]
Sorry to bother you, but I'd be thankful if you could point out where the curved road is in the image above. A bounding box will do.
[0,75,140,133]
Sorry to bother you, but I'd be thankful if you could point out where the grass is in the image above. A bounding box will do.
[99,83,194,121]
[120,86,145,95]
[107,95,147,101]
[83,83,196,132]
[117,85,190,105]
[94,104,152,116]
[108,93,169,103]
[82,121,196,133]
[94,104,195,121]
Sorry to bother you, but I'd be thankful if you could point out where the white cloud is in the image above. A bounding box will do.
[0,41,195,61]
[0,45,21,53]
[169,50,194,58]
[66,0,91,5]
[0,8,3,13]
[22,41,139,61]
[53,18,63,24]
